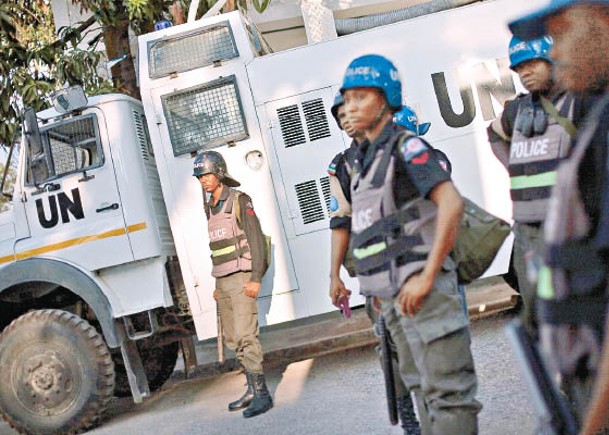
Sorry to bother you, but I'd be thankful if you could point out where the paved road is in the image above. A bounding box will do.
[0,312,536,435]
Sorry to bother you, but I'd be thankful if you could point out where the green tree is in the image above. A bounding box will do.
[0,1,113,148]
[0,0,272,149]
[0,161,17,212]
[73,0,272,98]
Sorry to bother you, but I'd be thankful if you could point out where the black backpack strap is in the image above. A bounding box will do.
[202,190,210,219]
[539,95,577,138]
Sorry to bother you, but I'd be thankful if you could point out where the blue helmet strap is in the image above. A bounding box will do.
[367,102,389,131]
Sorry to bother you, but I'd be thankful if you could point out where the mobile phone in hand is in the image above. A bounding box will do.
[337,296,351,318]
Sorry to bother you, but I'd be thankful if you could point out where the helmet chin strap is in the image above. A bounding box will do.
[366,103,389,131]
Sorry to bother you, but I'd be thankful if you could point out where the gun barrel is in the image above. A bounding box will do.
[505,319,578,435]
[379,315,398,426]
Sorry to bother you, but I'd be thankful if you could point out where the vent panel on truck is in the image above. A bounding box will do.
[302,98,331,142]
[277,105,306,148]
[265,89,347,236]
[294,180,325,224]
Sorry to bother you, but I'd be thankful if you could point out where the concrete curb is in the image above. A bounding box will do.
[469,294,519,321]
[170,285,519,384]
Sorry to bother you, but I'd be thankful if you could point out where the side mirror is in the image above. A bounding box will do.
[22,108,50,185]
[23,108,43,157]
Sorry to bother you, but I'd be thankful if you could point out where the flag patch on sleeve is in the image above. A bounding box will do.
[411,151,429,165]
[400,137,427,162]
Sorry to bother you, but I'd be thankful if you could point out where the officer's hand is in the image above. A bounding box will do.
[244,281,261,298]
[371,296,381,313]
[398,272,434,317]
[213,289,218,301]
[330,276,352,306]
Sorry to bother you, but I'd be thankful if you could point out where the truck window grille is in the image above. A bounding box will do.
[319,176,330,213]
[277,105,306,148]
[294,179,325,224]
[302,98,330,142]
[162,75,248,156]
[40,114,102,181]
[148,22,239,79]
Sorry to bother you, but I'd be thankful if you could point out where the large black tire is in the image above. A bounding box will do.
[113,339,180,397]
[0,309,115,434]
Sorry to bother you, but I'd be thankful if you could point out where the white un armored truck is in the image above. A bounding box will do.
[0,0,539,432]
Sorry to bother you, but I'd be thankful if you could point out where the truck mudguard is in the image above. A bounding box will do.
[0,258,123,347]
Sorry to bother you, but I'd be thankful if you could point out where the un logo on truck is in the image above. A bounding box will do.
[35,187,85,229]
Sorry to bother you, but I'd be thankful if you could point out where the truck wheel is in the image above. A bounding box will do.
[113,339,180,397]
[0,309,115,434]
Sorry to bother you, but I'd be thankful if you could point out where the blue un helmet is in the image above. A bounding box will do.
[330,91,345,129]
[393,105,431,136]
[340,54,402,110]
[193,150,240,187]
[508,36,553,71]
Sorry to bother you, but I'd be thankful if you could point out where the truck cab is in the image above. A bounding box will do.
[0,90,191,434]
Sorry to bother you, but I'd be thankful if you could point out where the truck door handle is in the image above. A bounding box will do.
[96,203,119,213]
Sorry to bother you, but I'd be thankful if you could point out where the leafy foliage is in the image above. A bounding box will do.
[0,125,21,211]
[0,1,116,149]
[0,0,273,149]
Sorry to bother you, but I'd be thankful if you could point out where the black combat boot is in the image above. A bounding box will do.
[397,394,421,435]
[243,373,273,418]
[228,372,254,411]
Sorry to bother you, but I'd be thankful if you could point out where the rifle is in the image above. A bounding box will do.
[378,314,398,425]
[217,302,225,364]
[505,319,578,435]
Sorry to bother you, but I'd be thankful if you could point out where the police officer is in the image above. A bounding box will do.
[328,91,364,302]
[510,1,609,431]
[193,151,273,418]
[328,97,434,434]
[487,35,576,337]
[340,54,481,434]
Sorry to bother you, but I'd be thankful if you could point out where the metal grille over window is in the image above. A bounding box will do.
[148,22,239,79]
[277,105,306,148]
[162,76,248,156]
[294,180,325,224]
[319,176,330,213]
[44,115,101,179]
[302,98,331,141]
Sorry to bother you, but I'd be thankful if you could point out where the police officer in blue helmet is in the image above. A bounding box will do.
[339,54,481,434]
[329,93,445,434]
[487,35,581,345]
[509,2,609,433]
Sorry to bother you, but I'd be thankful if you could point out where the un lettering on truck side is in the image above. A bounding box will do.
[35,187,85,229]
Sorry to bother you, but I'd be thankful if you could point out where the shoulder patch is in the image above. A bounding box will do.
[244,197,255,216]
[329,196,339,212]
[400,137,428,162]
[328,152,345,175]
[411,151,429,165]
